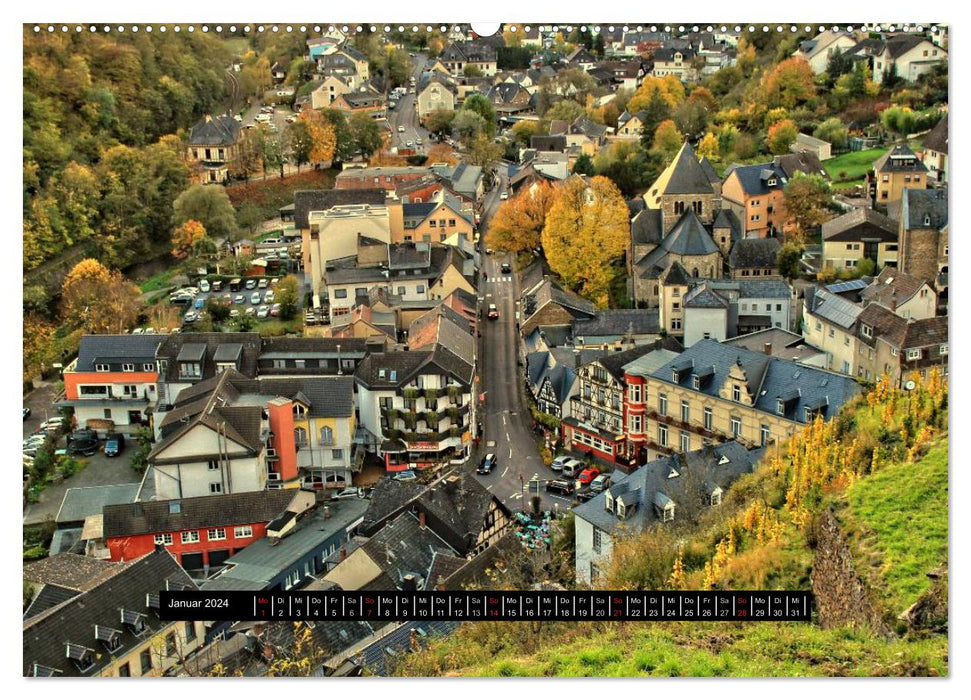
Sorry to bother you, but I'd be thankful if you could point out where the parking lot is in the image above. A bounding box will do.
[169,271,307,329]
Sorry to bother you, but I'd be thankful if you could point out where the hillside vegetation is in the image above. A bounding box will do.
[394,371,948,677]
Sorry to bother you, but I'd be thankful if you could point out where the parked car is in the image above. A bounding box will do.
[211,280,223,292]
[264,290,275,303]
[229,309,241,318]
[270,303,281,317]
[487,304,499,319]
[330,487,365,500]
[198,280,211,293]
[183,312,199,324]
[392,470,417,482]
[398,125,406,132]
[561,460,586,479]
[577,467,601,485]
[589,474,612,493]
[245,306,256,316]
[40,416,66,430]
[500,262,511,274]
[23,407,30,420]
[251,292,261,305]
[233,294,245,304]
[68,429,99,457]
[258,278,269,289]
[477,453,497,475]
[257,305,270,319]
[245,279,257,290]
[104,432,125,457]
[576,487,598,503]
[193,298,205,310]
[499,191,508,200]
[550,456,581,473]
[545,479,575,495]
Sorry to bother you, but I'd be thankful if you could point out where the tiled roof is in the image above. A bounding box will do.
[631,208,663,247]
[773,151,831,181]
[23,553,119,590]
[293,189,387,230]
[729,237,782,269]
[55,484,140,526]
[649,339,861,423]
[157,332,261,386]
[572,309,661,338]
[861,267,931,308]
[873,144,928,174]
[725,328,825,364]
[822,207,897,242]
[74,334,165,373]
[724,162,788,196]
[23,551,196,677]
[102,490,296,538]
[360,511,456,587]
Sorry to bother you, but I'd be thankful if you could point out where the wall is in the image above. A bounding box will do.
[106,524,264,566]
[574,512,613,585]
[683,306,728,347]
[153,455,265,500]
[97,620,206,677]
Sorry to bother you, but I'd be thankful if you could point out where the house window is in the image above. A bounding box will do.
[154,533,173,545]
[95,364,110,372]
[449,219,456,227]
[185,621,197,643]
[680,400,690,423]
[940,343,948,355]
[732,384,741,402]
[295,427,308,445]
[704,407,713,431]
[122,363,135,372]
[417,284,425,294]
[861,324,873,339]
[630,384,641,403]
[760,424,770,447]
[630,414,642,433]
[680,431,690,453]
[828,329,835,338]
[658,393,667,415]
[907,348,922,360]
[208,528,226,541]
[891,347,898,356]
[658,424,668,446]
[165,634,177,658]
[181,531,200,544]
[593,526,603,554]
[663,504,675,522]
[711,489,722,506]
[179,362,201,379]
[332,449,344,460]
[143,363,154,372]
[140,649,152,674]
[730,416,741,436]
[209,483,222,494]
[429,220,437,228]
[671,319,682,330]
[208,459,219,471]
[334,289,348,299]
[319,426,334,445]
[234,526,254,538]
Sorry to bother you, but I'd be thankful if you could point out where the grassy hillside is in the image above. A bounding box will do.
[394,372,948,677]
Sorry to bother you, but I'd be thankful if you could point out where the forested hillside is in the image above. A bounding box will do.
[23,28,232,280]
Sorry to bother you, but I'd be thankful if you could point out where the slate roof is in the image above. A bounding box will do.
[873,144,928,173]
[356,620,461,676]
[901,188,947,230]
[923,113,948,155]
[724,162,788,196]
[822,207,898,242]
[854,303,910,349]
[664,210,720,256]
[713,208,742,239]
[24,583,81,621]
[861,267,931,308]
[23,550,197,677]
[685,285,729,309]
[699,157,721,186]
[360,511,456,588]
[572,309,661,338]
[157,332,262,386]
[102,489,296,538]
[441,40,497,63]
[574,441,762,535]
[353,351,434,389]
[188,115,240,147]
[631,208,663,247]
[530,135,567,152]
[773,151,831,181]
[74,334,165,373]
[651,141,716,196]
[729,237,782,269]
[804,285,863,329]
[358,478,428,532]
[725,328,825,364]
[885,34,933,58]
[259,335,368,356]
[441,531,522,589]
[55,484,140,526]
[522,278,598,324]
[294,189,387,230]
[649,338,861,424]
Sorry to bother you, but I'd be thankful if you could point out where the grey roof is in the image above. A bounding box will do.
[804,285,863,329]
[664,210,720,256]
[294,189,387,230]
[522,278,598,325]
[24,583,81,621]
[885,34,933,58]
[725,328,825,364]
[530,135,567,151]
[353,351,433,389]
[724,162,788,196]
[822,207,898,242]
[23,550,197,677]
[699,157,721,186]
[901,188,947,231]
[102,489,296,538]
[873,144,928,174]
[574,441,762,535]
[713,208,742,238]
[202,501,370,591]
[658,141,716,195]
[188,115,240,147]
[358,478,428,532]
[441,40,497,63]
[649,338,861,424]
[729,237,782,269]
[430,162,483,199]
[55,484,140,526]
[662,261,693,286]
[74,334,165,372]
[621,347,682,377]
[357,620,461,676]
[631,208,663,247]
[923,113,948,155]
[774,151,831,181]
[861,267,930,308]
[685,286,728,309]
[157,332,262,385]
[23,553,119,590]
[572,309,661,338]
[360,511,456,588]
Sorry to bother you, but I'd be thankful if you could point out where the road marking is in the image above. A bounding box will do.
[508,447,513,459]
[501,466,509,477]
[510,492,523,500]
[505,433,510,442]
[502,415,507,426]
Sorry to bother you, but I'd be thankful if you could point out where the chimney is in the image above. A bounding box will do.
[323,505,331,520]
[890,291,898,312]
[764,342,772,356]
[419,511,426,529]
[204,114,212,123]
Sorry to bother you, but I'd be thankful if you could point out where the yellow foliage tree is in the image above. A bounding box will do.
[488,180,558,256]
[541,176,630,307]
[171,219,208,260]
[299,111,337,165]
[61,258,143,334]
[627,74,686,113]
[697,132,720,160]
[651,119,683,161]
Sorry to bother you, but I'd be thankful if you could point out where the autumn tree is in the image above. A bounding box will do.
[60,259,142,334]
[697,132,720,160]
[171,220,209,260]
[488,180,558,256]
[452,110,488,147]
[348,112,383,160]
[627,74,686,113]
[425,143,460,166]
[767,118,799,155]
[637,89,673,151]
[651,119,683,161]
[783,173,833,242]
[300,110,337,166]
[424,109,456,141]
[510,120,538,148]
[543,98,585,122]
[172,184,237,240]
[275,274,301,320]
[541,176,629,306]
[813,118,849,151]
[148,302,183,332]
[763,58,816,109]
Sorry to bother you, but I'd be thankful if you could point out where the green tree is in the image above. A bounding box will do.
[463,64,483,78]
[462,94,497,138]
[452,110,488,147]
[543,99,585,122]
[572,153,595,175]
[172,184,237,240]
[288,120,314,172]
[541,176,630,306]
[318,109,355,162]
[783,173,832,242]
[348,112,383,160]
[813,118,849,151]
[424,109,456,141]
[777,241,805,280]
[510,120,538,148]
[205,296,231,323]
[767,118,799,155]
[638,89,672,151]
[275,274,301,320]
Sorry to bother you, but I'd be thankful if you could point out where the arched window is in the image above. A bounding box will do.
[692,267,699,277]
[294,427,308,446]
[319,426,334,445]
[293,404,306,418]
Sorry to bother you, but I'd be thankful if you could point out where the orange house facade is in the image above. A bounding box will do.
[721,163,789,238]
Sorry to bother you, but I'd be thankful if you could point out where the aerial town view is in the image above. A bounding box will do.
[22,21,948,678]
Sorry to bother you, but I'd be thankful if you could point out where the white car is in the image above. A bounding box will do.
[257,305,270,319]
[398,125,406,133]
[330,487,365,500]
[198,280,210,293]
[251,292,261,305]
[550,456,582,473]
[499,191,508,200]
[264,290,275,303]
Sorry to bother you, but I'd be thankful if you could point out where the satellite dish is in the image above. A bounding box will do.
[904,380,916,391]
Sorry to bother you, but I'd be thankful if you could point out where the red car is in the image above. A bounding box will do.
[577,467,601,484]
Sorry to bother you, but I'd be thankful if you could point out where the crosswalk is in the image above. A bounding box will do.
[486,276,513,283]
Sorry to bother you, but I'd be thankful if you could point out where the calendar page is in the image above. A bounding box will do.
[22,20,948,680]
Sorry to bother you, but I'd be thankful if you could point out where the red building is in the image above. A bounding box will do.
[100,490,297,569]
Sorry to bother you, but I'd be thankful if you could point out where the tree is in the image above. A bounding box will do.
[171,219,208,260]
[275,274,301,320]
[541,176,629,306]
[287,120,314,172]
[572,153,595,175]
[462,94,497,139]
[148,302,183,332]
[348,112,383,160]
[60,259,142,334]
[880,105,918,138]
[651,119,683,161]
[767,118,799,155]
[763,58,816,109]
[425,143,459,166]
[834,62,879,102]
[463,64,483,78]
[319,109,355,162]
[464,134,504,174]
[697,132,720,160]
[813,118,849,151]
[488,180,558,256]
[637,89,672,151]
[300,110,337,166]
[777,241,805,280]
[674,98,710,140]
[424,109,456,141]
[205,296,231,324]
[172,184,237,240]
[627,75,685,113]
[783,173,832,242]
[452,110,488,147]
[510,120,538,148]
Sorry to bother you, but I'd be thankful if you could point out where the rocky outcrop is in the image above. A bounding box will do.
[810,509,894,638]
[899,565,948,634]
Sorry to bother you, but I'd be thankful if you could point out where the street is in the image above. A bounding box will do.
[467,170,573,514]
[387,54,431,153]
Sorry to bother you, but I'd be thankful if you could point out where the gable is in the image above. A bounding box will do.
[151,423,252,461]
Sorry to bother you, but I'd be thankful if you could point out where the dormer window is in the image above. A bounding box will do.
[293,404,307,418]
[96,625,123,653]
[711,487,723,506]
[95,364,110,372]
[617,501,627,519]
[732,384,741,402]
[861,324,873,339]
[804,407,818,422]
[924,214,931,226]
[777,399,785,415]
[663,503,675,522]
[66,643,96,672]
[692,375,701,389]
[767,178,776,187]
[605,493,614,513]
[31,664,61,677]
[121,608,147,635]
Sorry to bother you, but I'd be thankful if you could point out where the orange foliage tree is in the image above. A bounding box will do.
[60,258,142,334]
[487,180,558,257]
[763,58,816,109]
[171,219,208,260]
